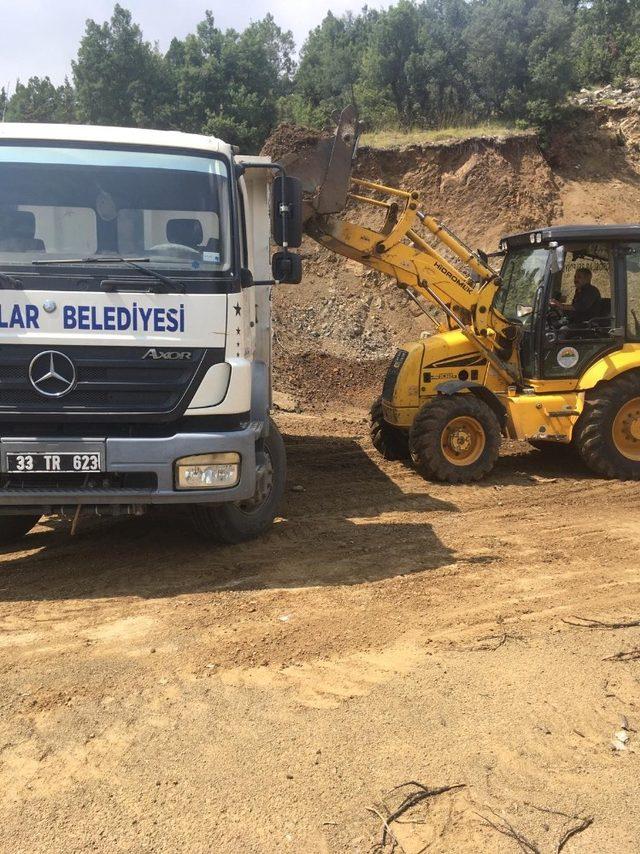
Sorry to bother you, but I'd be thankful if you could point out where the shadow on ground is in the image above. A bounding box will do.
[0,433,464,603]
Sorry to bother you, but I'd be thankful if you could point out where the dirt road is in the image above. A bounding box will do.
[1,409,639,852]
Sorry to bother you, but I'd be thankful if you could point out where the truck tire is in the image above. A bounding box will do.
[190,419,286,543]
[370,397,410,460]
[0,514,41,545]
[575,373,640,479]
[409,394,501,483]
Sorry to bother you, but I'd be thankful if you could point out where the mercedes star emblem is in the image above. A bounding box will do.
[28,351,77,398]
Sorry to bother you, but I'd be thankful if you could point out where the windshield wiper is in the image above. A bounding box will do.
[32,256,185,294]
[0,271,21,289]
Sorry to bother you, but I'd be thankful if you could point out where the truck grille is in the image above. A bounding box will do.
[0,345,220,417]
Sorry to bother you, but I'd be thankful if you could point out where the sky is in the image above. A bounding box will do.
[0,0,393,91]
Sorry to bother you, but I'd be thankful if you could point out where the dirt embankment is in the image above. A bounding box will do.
[267,107,640,408]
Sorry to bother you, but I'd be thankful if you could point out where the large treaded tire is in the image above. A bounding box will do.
[575,373,640,480]
[0,514,41,545]
[190,419,286,543]
[409,394,501,484]
[370,397,410,460]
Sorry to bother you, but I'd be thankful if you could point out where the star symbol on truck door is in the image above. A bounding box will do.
[236,327,241,335]
[234,303,241,315]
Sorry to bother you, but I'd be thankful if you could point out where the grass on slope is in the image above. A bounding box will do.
[360,123,526,149]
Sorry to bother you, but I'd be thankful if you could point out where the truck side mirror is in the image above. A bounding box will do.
[272,176,303,248]
[272,250,302,284]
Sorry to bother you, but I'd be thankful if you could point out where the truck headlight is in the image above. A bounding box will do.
[175,453,240,489]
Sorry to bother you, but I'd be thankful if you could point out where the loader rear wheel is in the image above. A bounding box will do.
[370,397,410,460]
[409,394,501,483]
[575,373,640,479]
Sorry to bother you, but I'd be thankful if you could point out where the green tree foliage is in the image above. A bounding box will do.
[4,77,76,123]
[465,0,575,126]
[0,88,9,122]
[573,0,640,84]
[289,9,380,127]
[167,12,294,149]
[2,1,640,146]
[72,4,169,127]
[362,0,477,128]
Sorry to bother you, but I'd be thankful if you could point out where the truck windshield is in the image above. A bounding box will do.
[0,145,231,273]
[493,247,549,323]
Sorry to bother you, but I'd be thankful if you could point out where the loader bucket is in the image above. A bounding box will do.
[277,105,360,221]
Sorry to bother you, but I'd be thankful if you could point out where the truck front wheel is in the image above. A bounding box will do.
[0,514,41,545]
[190,419,286,543]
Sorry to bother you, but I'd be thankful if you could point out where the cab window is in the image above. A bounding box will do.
[626,244,640,340]
[494,247,549,322]
[552,242,612,322]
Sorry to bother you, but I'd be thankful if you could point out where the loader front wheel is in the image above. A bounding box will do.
[575,373,640,479]
[370,397,410,460]
[409,394,501,483]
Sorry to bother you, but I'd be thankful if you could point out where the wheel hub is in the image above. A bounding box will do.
[450,428,473,454]
[612,397,640,461]
[236,450,273,514]
[441,415,486,466]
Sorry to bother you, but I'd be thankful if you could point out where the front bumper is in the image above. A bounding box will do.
[0,422,262,507]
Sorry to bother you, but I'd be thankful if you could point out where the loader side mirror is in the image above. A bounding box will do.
[272,250,302,284]
[272,176,303,248]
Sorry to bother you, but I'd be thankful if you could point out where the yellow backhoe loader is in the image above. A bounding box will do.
[281,107,640,483]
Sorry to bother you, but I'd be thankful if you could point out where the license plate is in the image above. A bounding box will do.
[6,452,103,474]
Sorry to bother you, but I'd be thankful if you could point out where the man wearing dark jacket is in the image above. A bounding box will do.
[550,268,601,322]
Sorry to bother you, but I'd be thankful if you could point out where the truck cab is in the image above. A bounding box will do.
[0,123,291,543]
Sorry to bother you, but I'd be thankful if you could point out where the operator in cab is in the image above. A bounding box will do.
[550,267,601,322]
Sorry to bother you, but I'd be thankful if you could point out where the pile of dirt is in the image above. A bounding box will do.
[273,349,389,411]
[259,122,329,162]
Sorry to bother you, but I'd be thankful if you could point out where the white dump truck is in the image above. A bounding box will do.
[0,123,303,543]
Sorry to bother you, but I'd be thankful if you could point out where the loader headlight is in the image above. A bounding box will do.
[175,453,240,489]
